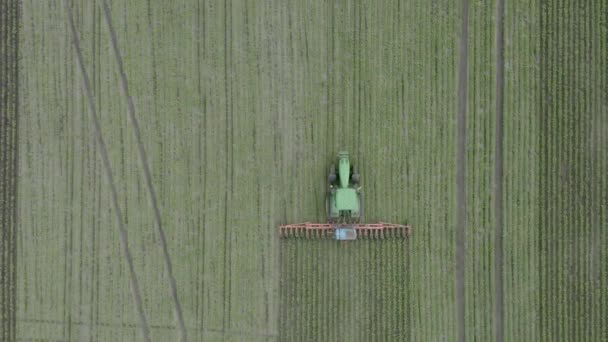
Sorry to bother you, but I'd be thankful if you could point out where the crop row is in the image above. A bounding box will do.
[280,239,409,341]
[538,1,608,340]
[0,0,19,340]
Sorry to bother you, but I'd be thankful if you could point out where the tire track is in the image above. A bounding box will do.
[96,0,188,340]
[193,0,207,333]
[221,0,233,333]
[1,0,8,335]
[456,0,469,341]
[494,0,505,340]
[62,1,152,340]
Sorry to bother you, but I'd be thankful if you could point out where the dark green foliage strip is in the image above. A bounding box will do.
[539,1,608,340]
[0,0,19,340]
[280,239,409,342]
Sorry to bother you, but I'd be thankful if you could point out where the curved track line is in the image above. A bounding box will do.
[62,1,152,340]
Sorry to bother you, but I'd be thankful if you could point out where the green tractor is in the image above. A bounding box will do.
[326,151,362,223]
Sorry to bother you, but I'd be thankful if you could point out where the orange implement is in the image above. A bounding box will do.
[279,222,411,240]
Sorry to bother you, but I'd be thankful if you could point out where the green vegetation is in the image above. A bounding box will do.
[280,239,409,341]
[8,0,608,341]
[539,1,608,340]
[0,1,19,340]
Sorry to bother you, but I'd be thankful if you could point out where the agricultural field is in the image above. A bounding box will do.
[538,1,608,340]
[0,0,19,340]
[280,239,410,341]
[0,0,606,341]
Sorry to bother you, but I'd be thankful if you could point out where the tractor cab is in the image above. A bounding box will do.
[327,151,362,223]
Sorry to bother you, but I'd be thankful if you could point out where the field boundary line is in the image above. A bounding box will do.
[493,0,505,340]
[456,0,470,341]
[62,1,152,341]
[97,1,189,341]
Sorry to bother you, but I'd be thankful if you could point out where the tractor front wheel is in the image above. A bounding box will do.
[328,164,337,185]
[352,172,360,185]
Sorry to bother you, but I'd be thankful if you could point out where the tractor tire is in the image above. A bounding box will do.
[352,172,360,185]
[328,164,337,185]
